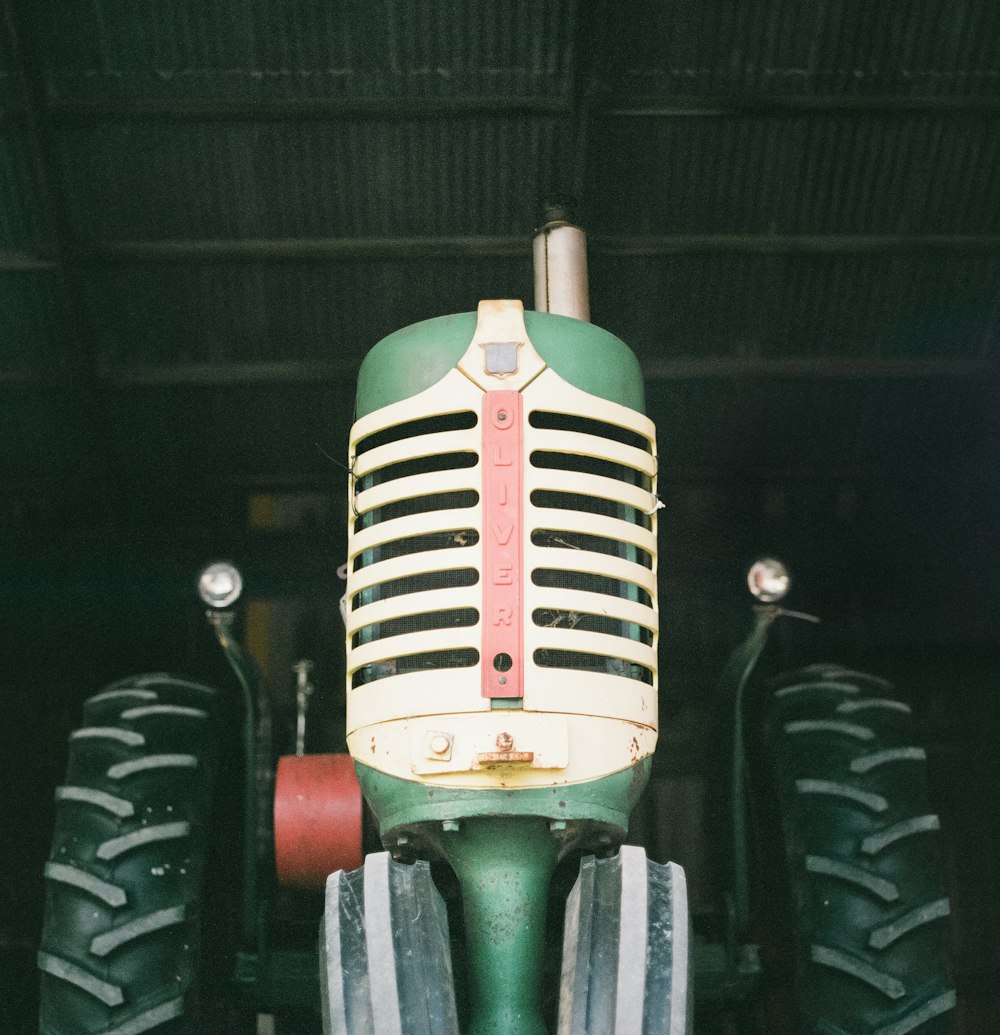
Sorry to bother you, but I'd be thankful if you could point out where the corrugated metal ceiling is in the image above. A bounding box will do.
[599,1,1000,97]
[0,0,998,517]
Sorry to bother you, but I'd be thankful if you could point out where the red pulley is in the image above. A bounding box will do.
[274,753,363,888]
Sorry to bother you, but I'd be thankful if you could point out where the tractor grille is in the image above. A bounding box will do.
[345,362,658,716]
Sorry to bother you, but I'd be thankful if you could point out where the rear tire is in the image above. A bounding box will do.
[38,675,221,1035]
[753,664,955,1035]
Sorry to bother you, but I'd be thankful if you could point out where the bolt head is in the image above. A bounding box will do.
[495,731,515,751]
[429,734,451,756]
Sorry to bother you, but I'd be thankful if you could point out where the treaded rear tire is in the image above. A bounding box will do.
[38,674,221,1035]
[754,664,955,1035]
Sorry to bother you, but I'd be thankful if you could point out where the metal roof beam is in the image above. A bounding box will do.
[91,355,996,389]
[99,360,356,387]
[76,236,532,263]
[0,248,56,271]
[639,356,996,381]
[2,94,996,125]
[594,234,1000,256]
[73,233,1000,265]
[597,95,1000,117]
[40,96,572,122]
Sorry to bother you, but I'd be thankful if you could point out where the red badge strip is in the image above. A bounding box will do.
[481,390,523,698]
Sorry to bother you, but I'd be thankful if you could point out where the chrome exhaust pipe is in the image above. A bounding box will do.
[533,196,590,322]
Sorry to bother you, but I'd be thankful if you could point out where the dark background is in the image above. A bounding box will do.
[1,2,998,1031]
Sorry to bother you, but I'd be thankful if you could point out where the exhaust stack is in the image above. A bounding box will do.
[533,196,590,322]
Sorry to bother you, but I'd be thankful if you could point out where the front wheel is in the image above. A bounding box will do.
[38,675,222,1035]
[558,846,691,1035]
[320,852,459,1035]
[752,664,956,1035]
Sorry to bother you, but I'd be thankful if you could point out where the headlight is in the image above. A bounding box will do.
[197,561,244,609]
[747,557,790,603]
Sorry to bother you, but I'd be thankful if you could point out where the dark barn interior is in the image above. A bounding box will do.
[1,3,999,1032]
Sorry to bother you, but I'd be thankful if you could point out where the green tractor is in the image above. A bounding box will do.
[38,208,954,1035]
